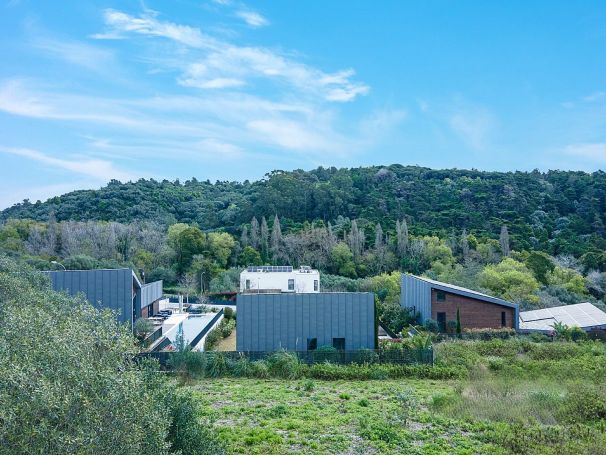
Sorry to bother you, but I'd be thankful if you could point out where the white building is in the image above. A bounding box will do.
[240,266,320,293]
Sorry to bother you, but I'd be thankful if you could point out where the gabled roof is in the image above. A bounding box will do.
[407,274,518,310]
[520,302,606,332]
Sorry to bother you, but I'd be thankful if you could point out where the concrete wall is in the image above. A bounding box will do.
[47,269,135,326]
[236,293,375,351]
[431,289,516,330]
[240,270,320,293]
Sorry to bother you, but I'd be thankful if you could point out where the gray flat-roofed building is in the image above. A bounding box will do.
[236,292,376,351]
[46,268,163,327]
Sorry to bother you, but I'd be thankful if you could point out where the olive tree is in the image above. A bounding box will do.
[0,256,224,455]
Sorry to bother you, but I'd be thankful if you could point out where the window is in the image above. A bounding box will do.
[245,279,251,290]
[313,280,319,291]
[288,279,295,291]
[332,338,345,350]
[307,338,317,351]
[437,312,447,332]
[436,290,446,302]
[501,311,506,327]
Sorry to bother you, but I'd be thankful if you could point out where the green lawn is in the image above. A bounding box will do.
[188,378,507,454]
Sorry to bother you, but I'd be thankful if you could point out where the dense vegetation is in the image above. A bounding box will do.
[183,338,606,454]
[3,166,606,257]
[0,257,224,454]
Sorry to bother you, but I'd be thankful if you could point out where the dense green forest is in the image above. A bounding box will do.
[1,165,605,330]
[3,165,606,256]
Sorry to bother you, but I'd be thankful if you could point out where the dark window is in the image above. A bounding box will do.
[245,279,251,290]
[314,280,319,291]
[437,312,447,332]
[436,290,446,302]
[307,338,317,350]
[332,337,345,350]
[501,311,506,327]
[288,279,295,291]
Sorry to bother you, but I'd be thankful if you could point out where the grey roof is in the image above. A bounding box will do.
[519,302,606,332]
[409,274,518,310]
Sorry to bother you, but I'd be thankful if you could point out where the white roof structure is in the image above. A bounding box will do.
[519,302,606,332]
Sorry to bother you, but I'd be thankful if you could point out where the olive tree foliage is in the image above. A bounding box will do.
[0,256,224,455]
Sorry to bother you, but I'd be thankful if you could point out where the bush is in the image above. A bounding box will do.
[134,317,154,340]
[167,392,225,455]
[266,351,301,379]
[205,352,228,378]
[169,350,207,380]
[424,319,439,333]
[559,383,606,423]
[0,256,172,454]
[223,306,234,320]
[462,328,516,340]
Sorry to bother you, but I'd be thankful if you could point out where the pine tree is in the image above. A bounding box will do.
[250,217,260,250]
[260,216,269,259]
[270,215,283,264]
[500,225,510,257]
[240,225,249,247]
[461,228,470,262]
[374,223,384,250]
[396,218,409,258]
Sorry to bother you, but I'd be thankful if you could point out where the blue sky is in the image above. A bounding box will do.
[1,1,606,208]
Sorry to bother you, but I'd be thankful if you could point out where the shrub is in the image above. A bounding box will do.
[167,392,225,455]
[559,383,606,423]
[205,352,228,378]
[134,317,154,340]
[356,348,379,364]
[424,319,439,333]
[169,350,207,380]
[266,351,301,379]
[223,306,234,320]
[303,379,315,392]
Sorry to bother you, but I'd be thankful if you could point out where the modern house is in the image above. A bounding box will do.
[236,292,376,351]
[400,274,519,331]
[46,268,163,328]
[240,265,320,293]
[519,302,606,334]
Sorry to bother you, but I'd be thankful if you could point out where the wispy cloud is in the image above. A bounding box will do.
[448,106,497,151]
[30,36,115,73]
[235,10,269,28]
[93,9,368,103]
[563,143,606,164]
[0,146,136,181]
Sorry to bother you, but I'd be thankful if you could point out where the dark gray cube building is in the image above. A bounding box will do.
[46,268,163,328]
[236,292,376,351]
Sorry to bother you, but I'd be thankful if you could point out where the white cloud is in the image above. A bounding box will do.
[0,146,136,182]
[30,37,115,73]
[93,9,369,103]
[563,143,606,163]
[236,10,269,28]
[449,107,497,150]
[582,91,606,102]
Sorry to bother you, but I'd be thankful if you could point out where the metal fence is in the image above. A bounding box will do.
[228,349,433,365]
[139,347,433,368]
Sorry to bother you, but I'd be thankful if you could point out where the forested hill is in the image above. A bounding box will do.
[2,165,606,255]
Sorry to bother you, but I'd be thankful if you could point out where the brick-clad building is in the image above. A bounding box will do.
[401,274,519,331]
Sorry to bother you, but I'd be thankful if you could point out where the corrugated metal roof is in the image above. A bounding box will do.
[519,302,606,332]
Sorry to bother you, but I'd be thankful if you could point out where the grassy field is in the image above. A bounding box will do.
[183,339,606,454]
[189,378,498,454]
